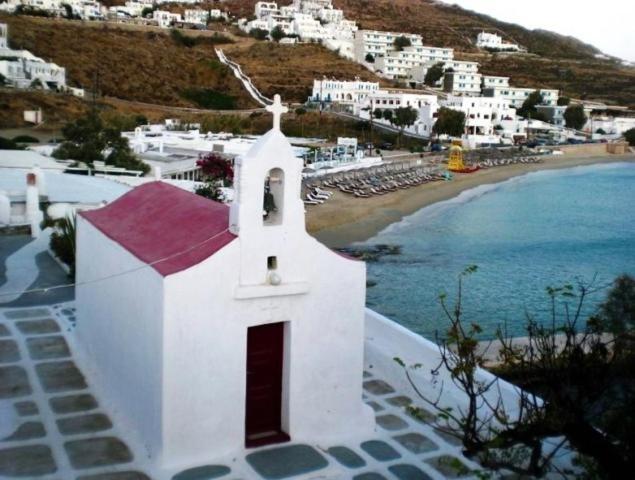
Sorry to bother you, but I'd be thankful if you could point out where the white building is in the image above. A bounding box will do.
[76,97,374,467]
[411,60,478,86]
[443,71,483,96]
[483,86,559,109]
[482,75,510,90]
[184,9,208,26]
[353,29,424,62]
[536,105,567,127]
[476,31,521,52]
[0,23,66,90]
[255,1,279,19]
[310,77,379,105]
[585,115,635,136]
[374,45,455,80]
[153,10,182,28]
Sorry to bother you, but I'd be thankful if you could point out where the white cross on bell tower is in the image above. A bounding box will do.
[265,94,288,131]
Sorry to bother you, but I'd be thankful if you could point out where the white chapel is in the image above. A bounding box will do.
[75,95,375,468]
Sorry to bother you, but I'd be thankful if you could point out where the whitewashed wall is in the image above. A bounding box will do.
[75,217,165,459]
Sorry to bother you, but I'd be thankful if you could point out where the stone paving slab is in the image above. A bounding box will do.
[16,318,60,335]
[36,360,88,393]
[2,420,46,441]
[392,433,438,454]
[57,413,113,435]
[0,444,57,476]
[27,335,71,360]
[362,380,395,396]
[425,455,473,478]
[385,396,413,408]
[77,472,152,480]
[172,464,231,480]
[326,446,366,469]
[353,473,387,480]
[0,365,32,398]
[246,444,328,479]
[50,393,98,414]
[4,308,51,319]
[0,338,20,363]
[360,440,401,462]
[376,414,409,431]
[388,463,434,480]
[14,399,39,416]
[64,436,133,470]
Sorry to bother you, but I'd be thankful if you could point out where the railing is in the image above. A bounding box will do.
[215,49,272,107]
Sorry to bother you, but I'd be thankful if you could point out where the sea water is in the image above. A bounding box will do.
[364,162,635,340]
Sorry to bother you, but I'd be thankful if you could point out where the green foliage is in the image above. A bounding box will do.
[517,90,544,119]
[12,135,39,143]
[141,6,155,18]
[47,215,76,278]
[52,110,149,174]
[0,72,5,85]
[194,182,224,201]
[432,107,466,137]
[270,25,286,42]
[295,107,307,115]
[382,109,393,123]
[30,78,43,89]
[180,88,236,110]
[595,128,606,135]
[563,104,587,130]
[373,108,383,119]
[0,137,24,150]
[623,128,635,146]
[393,35,412,51]
[424,62,445,86]
[365,53,375,63]
[170,29,233,47]
[250,28,269,40]
[393,106,418,148]
[557,96,571,106]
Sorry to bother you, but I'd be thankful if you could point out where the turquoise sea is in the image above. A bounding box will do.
[364,162,635,340]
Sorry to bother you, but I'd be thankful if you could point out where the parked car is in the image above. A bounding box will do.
[430,143,443,152]
[379,142,394,150]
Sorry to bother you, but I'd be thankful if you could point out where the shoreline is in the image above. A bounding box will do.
[306,153,635,248]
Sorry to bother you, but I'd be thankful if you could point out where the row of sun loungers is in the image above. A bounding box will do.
[476,156,543,169]
[302,155,544,204]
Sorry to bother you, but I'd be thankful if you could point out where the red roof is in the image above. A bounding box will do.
[80,182,236,277]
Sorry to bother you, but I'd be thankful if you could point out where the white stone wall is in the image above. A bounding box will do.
[75,217,165,461]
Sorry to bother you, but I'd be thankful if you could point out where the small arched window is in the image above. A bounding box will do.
[263,168,284,226]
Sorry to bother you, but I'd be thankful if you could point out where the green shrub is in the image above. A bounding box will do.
[625,128,635,146]
[0,137,23,150]
[181,88,236,110]
[48,215,76,278]
[12,135,39,143]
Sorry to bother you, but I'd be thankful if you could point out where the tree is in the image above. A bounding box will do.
[563,104,587,130]
[270,25,285,42]
[373,108,383,120]
[393,106,418,148]
[382,109,393,124]
[424,62,445,87]
[393,35,412,51]
[249,28,268,40]
[625,128,635,146]
[558,96,571,106]
[396,270,635,478]
[141,6,154,18]
[365,52,375,63]
[52,111,149,174]
[517,90,544,119]
[596,128,607,135]
[432,107,465,138]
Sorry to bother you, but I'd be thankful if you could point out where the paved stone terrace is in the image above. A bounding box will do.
[0,304,484,480]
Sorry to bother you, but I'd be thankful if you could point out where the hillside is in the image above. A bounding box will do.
[223,0,635,107]
[0,14,257,109]
[224,42,393,102]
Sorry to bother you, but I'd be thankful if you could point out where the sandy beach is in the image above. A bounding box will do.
[307,152,635,247]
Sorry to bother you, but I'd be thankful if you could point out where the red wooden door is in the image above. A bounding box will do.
[245,322,289,448]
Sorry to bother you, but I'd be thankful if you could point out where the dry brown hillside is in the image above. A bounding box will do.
[0,14,257,109]
[224,42,393,101]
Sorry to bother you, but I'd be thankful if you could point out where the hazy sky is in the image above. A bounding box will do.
[441,0,635,62]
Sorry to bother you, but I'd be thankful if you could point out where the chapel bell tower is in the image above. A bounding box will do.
[229,95,307,288]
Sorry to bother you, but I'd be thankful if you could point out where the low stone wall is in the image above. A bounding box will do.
[551,143,608,156]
